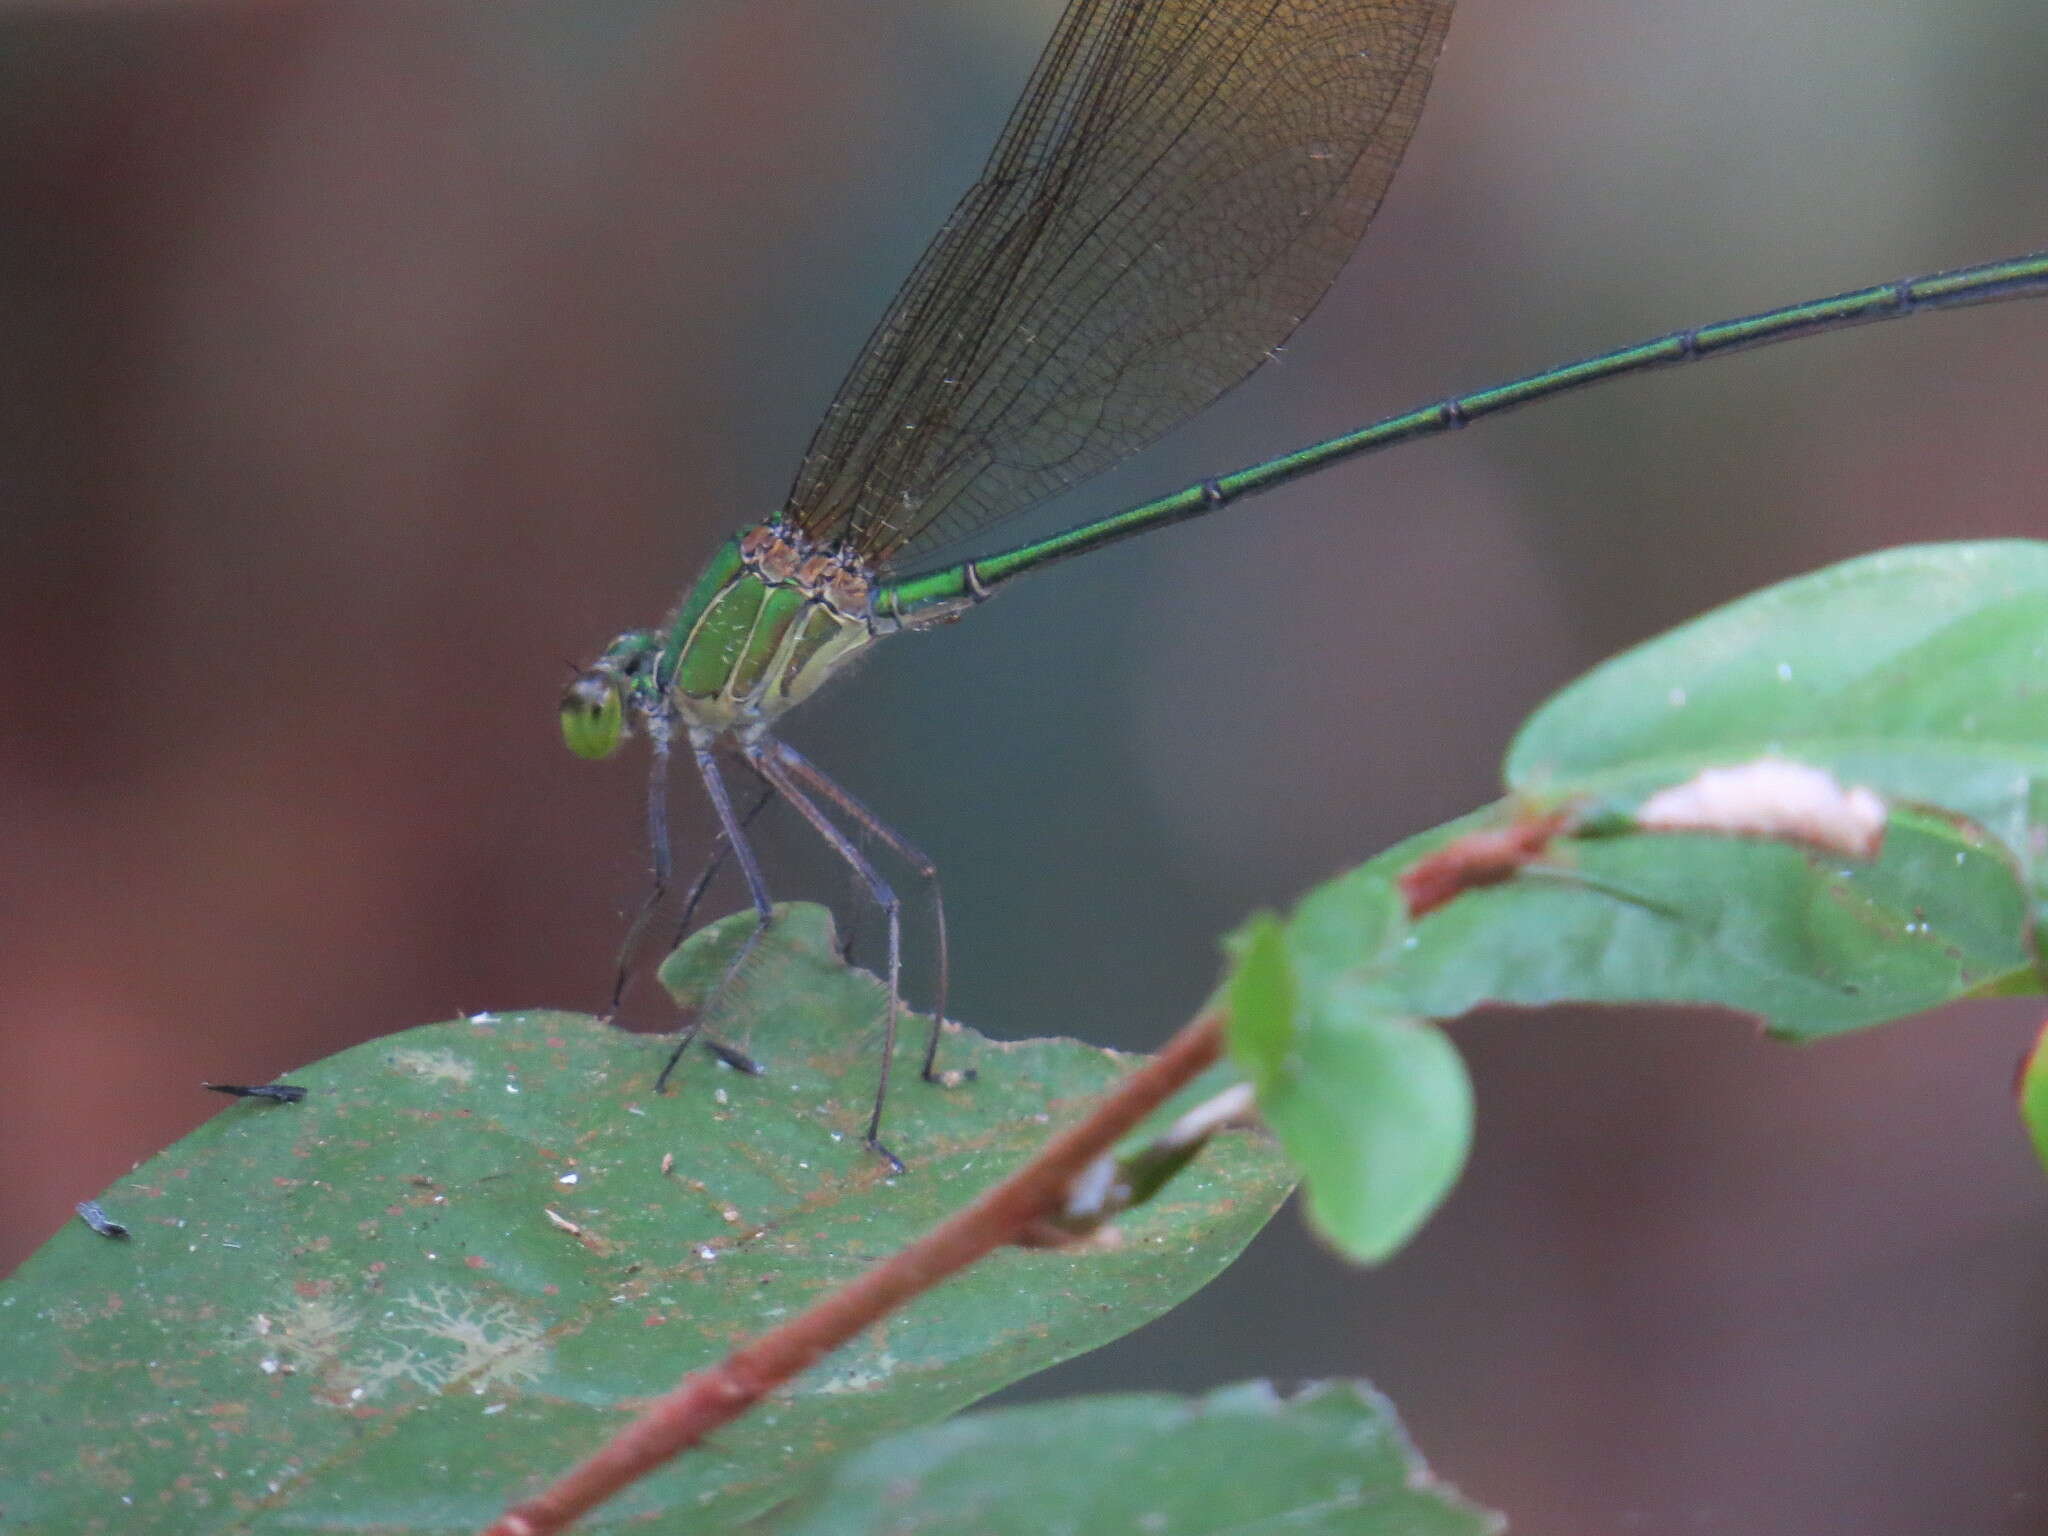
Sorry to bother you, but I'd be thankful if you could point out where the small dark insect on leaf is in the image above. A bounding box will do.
[74,1200,128,1238]
[203,1082,309,1104]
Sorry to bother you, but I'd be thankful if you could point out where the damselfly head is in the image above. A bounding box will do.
[560,670,626,760]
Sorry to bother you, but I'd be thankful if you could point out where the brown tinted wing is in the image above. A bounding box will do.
[782,0,1454,567]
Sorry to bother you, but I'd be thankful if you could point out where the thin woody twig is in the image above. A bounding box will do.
[483,1006,1228,1536]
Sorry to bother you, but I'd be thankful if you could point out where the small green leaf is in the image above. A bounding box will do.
[0,907,1292,1535]
[2017,1021,2048,1176]
[1262,983,1472,1263]
[1225,916,1472,1263]
[1223,911,1296,1084]
[752,1380,1501,1536]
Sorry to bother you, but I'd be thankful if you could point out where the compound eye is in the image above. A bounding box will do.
[559,672,625,760]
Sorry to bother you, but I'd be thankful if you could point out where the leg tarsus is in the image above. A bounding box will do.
[865,1135,905,1176]
[653,1020,705,1094]
[653,1020,764,1094]
[702,1037,764,1075]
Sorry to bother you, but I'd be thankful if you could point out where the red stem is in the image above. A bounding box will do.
[484,1007,1227,1536]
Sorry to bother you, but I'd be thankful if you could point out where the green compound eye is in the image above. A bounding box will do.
[559,672,625,760]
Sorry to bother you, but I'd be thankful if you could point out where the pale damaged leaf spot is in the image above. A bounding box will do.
[387,1047,479,1087]
[241,1284,548,1403]
[385,1285,550,1394]
[242,1294,362,1376]
[1636,756,1887,859]
[812,1350,900,1394]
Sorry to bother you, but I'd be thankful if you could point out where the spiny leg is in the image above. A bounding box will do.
[653,738,780,1093]
[603,731,759,1072]
[747,738,906,1173]
[660,781,777,1073]
[605,728,676,1020]
[663,780,776,964]
[769,738,960,1086]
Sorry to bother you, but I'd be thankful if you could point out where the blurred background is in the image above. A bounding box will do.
[5,0,2048,1529]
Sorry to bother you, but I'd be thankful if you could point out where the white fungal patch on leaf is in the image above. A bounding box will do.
[387,1047,478,1087]
[388,1285,550,1394]
[335,1342,440,1402]
[245,1295,362,1374]
[812,1349,898,1394]
[243,1285,548,1403]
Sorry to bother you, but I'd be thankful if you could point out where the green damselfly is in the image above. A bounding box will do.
[562,0,2048,1165]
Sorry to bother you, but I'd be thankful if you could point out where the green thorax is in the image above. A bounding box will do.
[658,522,880,735]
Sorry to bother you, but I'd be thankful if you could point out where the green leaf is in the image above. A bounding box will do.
[1292,801,2035,1043]
[752,1380,1502,1536]
[1230,543,2048,1266]
[1226,916,1472,1263]
[2016,1022,2048,1177]
[0,906,1293,1535]
[1222,911,1295,1083]
[1278,543,2047,1046]
[1262,989,1471,1264]
[1510,540,2048,918]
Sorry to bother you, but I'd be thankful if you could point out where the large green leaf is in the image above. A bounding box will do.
[1510,540,2048,916]
[0,907,1292,1535]
[1296,802,2036,1042]
[751,1381,1501,1536]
